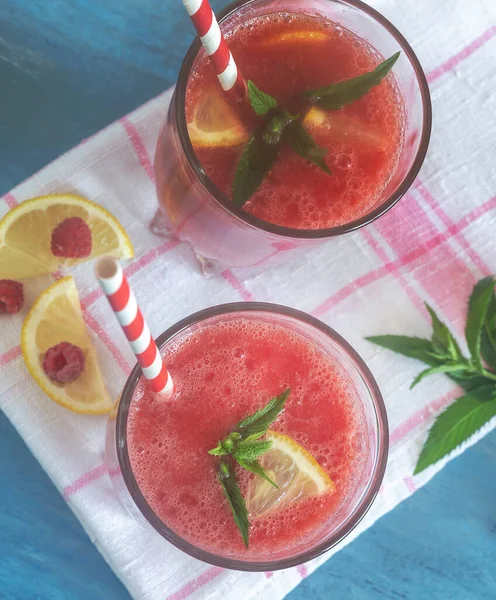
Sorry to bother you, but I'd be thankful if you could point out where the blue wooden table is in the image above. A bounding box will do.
[1,2,495,599]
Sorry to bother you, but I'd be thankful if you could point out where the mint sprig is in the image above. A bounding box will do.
[208,388,290,546]
[233,54,399,206]
[367,277,496,474]
[305,52,400,109]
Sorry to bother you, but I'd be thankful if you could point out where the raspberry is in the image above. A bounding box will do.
[43,342,86,383]
[0,280,24,314]
[51,217,92,258]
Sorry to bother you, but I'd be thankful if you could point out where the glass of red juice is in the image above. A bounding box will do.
[152,0,431,273]
[106,303,388,569]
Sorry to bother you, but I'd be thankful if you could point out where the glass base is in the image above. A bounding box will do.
[151,209,222,277]
[195,253,222,278]
[150,208,174,238]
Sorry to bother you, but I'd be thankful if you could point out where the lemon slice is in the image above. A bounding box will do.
[0,194,134,279]
[21,276,113,414]
[303,107,386,148]
[187,91,248,148]
[263,30,329,45]
[246,430,334,518]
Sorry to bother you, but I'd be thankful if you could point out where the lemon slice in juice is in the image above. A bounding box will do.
[0,194,133,279]
[303,107,386,148]
[21,276,113,414]
[187,91,248,148]
[246,430,334,518]
[263,31,329,45]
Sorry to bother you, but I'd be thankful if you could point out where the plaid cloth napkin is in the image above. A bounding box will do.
[1,1,495,598]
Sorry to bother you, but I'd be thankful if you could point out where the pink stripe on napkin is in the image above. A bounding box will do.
[427,26,496,83]
[167,567,224,600]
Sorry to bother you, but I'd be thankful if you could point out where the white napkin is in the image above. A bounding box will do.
[1,1,495,598]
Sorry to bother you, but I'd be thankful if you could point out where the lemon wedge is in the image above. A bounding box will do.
[0,194,134,279]
[246,430,334,518]
[21,276,113,414]
[187,91,248,148]
[303,107,386,148]
[263,31,329,45]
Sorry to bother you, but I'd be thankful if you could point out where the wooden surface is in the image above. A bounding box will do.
[1,1,495,598]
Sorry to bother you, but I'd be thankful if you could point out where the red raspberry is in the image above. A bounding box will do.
[43,342,86,383]
[51,217,92,258]
[0,280,24,314]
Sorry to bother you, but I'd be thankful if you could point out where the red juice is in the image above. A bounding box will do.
[127,314,369,559]
[185,12,404,230]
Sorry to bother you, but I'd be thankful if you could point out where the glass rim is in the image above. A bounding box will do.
[116,302,389,571]
[174,0,432,240]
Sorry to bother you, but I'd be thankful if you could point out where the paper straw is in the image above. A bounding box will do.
[182,0,246,97]
[95,257,174,396]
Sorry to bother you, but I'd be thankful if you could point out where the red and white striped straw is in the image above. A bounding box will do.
[95,257,174,396]
[182,0,246,97]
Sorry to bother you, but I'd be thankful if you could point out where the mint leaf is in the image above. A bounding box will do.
[465,277,495,371]
[208,432,242,456]
[285,121,331,175]
[366,335,439,365]
[208,443,229,456]
[305,52,400,110]
[232,131,280,207]
[218,461,249,547]
[481,293,496,370]
[414,386,496,474]
[247,80,277,116]
[236,459,278,488]
[367,333,491,390]
[450,373,491,393]
[425,303,463,360]
[410,363,472,389]
[236,388,290,438]
[232,439,273,462]
[263,111,299,145]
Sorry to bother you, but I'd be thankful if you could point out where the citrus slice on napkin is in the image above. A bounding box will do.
[246,430,334,518]
[21,276,113,414]
[0,193,134,279]
[187,90,248,148]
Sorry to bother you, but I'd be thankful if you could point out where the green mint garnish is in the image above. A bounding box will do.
[481,292,496,370]
[218,461,250,547]
[235,388,290,438]
[235,458,278,489]
[414,385,496,474]
[285,120,332,176]
[231,439,273,461]
[233,53,400,206]
[263,110,299,145]
[367,276,496,474]
[208,388,290,546]
[247,80,278,116]
[232,130,280,207]
[304,52,400,109]
[465,277,496,372]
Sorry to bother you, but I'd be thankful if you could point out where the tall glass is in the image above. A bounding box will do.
[106,303,388,570]
[152,0,431,272]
